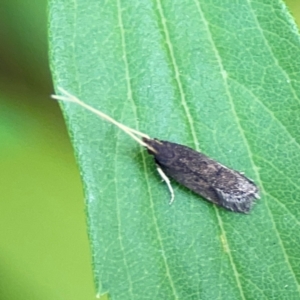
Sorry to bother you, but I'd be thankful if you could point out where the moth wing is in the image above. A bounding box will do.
[214,187,254,213]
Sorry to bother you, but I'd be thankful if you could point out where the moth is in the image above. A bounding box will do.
[52,88,259,213]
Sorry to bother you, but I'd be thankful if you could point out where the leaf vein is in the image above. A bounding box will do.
[229,77,300,150]
[193,1,247,299]
[155,0,199,149]
[247,0,300,105]
[117,0,179,297]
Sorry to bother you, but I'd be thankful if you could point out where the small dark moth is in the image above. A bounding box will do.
[143,138,259,213]
[52,88,259,213]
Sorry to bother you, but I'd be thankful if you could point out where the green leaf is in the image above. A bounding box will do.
[49,0,300,299]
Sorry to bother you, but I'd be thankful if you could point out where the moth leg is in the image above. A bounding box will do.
[156,165,175,204]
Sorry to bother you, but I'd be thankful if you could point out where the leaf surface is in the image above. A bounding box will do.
[49,0,300,299]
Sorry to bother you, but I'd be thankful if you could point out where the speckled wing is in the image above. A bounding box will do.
[143,138,259,213]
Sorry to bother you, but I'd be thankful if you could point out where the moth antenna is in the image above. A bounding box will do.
[54,88,150,138]
[51,87,153,149]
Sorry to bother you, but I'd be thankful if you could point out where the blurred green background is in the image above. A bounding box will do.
[0,1,299,299]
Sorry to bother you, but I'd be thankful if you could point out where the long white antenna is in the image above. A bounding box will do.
[51,87,152,149]
[52,87,174,203]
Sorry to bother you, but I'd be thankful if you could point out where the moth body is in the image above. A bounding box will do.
[143,138,259,213]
